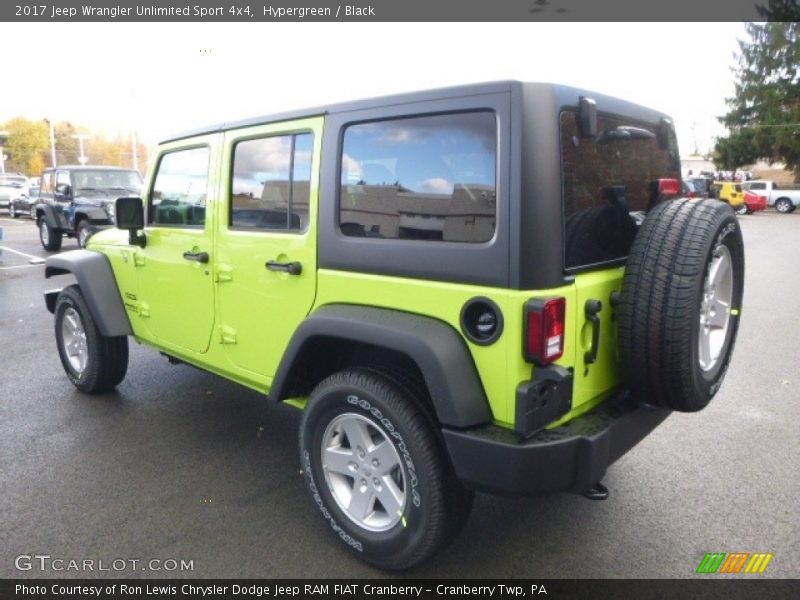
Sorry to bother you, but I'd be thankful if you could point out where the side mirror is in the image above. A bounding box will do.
[116,197,146,247]
[579,96,597,138]
[55,183,72,200]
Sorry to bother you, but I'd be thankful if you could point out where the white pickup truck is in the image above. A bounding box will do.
[742,180,800,213]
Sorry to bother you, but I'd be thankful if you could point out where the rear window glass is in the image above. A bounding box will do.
[561,111,680,270]
[339,111,497,242]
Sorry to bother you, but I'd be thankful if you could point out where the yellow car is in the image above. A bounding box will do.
[709,181,745,211]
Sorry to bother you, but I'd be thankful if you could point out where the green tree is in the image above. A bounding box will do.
[716,16,800,181]
[1,117,49,176]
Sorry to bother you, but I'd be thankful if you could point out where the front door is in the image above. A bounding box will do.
[215,118,322,386]
[135,138,219,354]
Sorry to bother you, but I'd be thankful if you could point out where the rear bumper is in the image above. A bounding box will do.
[442,392,670,496]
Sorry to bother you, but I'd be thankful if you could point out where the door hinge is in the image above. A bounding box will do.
[133,252,146,267]
[216,264,233,283]
[138,302,150,318]
[218,325,237,344]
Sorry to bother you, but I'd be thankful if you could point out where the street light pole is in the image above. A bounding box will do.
[0,130,9,175]
[72,134,90,165]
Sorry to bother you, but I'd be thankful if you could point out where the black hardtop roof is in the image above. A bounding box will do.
[160,80,672,144]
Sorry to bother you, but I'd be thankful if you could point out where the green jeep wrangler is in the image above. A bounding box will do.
[43,82,744,570]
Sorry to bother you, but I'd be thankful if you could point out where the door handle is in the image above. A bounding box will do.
[183,251,209,263]
[266,260,302,275]
[584,299,602,365]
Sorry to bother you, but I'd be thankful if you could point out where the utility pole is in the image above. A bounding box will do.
[46,119,57,167]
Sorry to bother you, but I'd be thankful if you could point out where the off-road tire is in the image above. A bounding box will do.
[300,368,472,570]
[618,199,744,412]
[39,217,62,251]
[76,219,92,248]
[54,285,129,393]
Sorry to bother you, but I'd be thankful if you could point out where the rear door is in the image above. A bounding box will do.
[214,117,322,386]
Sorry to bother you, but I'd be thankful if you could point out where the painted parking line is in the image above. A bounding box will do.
[0,263,45,271]
[0,245,46,262]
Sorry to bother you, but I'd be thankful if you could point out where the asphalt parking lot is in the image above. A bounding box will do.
[1,210,798,579]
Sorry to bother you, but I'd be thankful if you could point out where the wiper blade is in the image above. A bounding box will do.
[596,126,656,144]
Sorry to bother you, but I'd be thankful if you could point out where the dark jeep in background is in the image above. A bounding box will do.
[35,165,143,250]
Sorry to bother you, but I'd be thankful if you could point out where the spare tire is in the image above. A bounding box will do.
[617,199,744,412]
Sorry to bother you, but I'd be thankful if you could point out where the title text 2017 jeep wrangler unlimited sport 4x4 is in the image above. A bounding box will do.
[43,82,744,570]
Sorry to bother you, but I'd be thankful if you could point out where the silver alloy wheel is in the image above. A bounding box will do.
[9,203,15,217]
[698,245,733,372]
[40,220,49,246]
[30,207,36,219]
[61,307,89,374]
[78,224,89,248]
[321,412,407,532]
[775,198,792,213]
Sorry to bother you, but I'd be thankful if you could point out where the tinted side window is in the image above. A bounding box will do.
[561,111,680,270]
[149,147,209,227]
[749,182,766,191]
[230,133,312,231]
[339,112,497,242]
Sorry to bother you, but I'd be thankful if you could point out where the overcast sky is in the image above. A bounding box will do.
[2,22,747,157]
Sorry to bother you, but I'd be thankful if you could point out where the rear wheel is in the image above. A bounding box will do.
[54,285,129,393]
[9,203,17,218]
[39,218,62,251]
[618,199,744,412]
[300,368,473,570]
[775,197,793,213]
[735,203,747,215]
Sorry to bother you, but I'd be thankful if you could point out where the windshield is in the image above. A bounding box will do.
[73,170,143,194]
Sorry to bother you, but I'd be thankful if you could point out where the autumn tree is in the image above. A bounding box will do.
[1,117,49,175]
[716,14,800,181]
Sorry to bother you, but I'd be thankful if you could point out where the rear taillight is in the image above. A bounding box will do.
[658,178,680,195]
[524,297,566,365]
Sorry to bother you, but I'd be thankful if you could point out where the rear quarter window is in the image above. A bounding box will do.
[560,111,680,270]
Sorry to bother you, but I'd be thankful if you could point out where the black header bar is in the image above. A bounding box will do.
[1,0,775,22]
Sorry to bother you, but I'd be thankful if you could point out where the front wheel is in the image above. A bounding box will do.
[775,198,793,213]
[76,220,92,248]
[54,285,129,393]
[735,203,747,215]
[300,369,473,570]
[39,218,62,251]
[9,203,17,218]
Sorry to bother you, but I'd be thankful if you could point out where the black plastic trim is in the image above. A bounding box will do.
[459,296,504,346]
[515,364,573,438]
[36,204,62,230]
[44,250,132,337]
[443,391,671,496]
[270,304,492,428]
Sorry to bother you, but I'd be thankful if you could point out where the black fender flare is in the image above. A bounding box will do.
[75,207,111,224]
[36,204,62,230]
[270,304,493,428]
[44,249,132,337]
